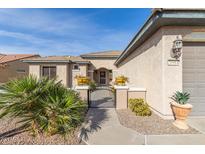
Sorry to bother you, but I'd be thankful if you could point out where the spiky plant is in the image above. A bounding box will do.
[171,91,190,105]
[0,75,87,136]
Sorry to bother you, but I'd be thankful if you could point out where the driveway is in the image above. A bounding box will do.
[188,118,205,134]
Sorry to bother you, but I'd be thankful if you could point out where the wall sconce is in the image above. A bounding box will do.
[171,36,183,59]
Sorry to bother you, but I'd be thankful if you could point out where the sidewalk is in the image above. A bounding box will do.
[80,108,205,145]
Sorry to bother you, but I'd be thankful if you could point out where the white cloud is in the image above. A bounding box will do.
[0,9,133,56]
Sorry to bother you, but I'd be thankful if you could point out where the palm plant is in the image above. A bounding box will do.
[171,91,190,105]
[0,75,87,136]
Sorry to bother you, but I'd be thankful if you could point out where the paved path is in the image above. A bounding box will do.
[81,108,145,145]
[80,88,205,145]
[89,88,115,108]
[80,108,205,145]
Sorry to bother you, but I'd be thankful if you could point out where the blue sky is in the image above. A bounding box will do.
[0,8,151,56]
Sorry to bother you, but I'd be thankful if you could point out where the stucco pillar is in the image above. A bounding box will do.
[114,86,129,109]
[75,86,90,104]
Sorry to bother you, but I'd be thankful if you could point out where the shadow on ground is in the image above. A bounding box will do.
[79,108,109,141]
[0,125,27,140]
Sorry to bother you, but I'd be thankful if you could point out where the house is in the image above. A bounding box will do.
[23,50,121,87]
[24,8,205,119]
[115,8,205,118]
[0,54,39,83]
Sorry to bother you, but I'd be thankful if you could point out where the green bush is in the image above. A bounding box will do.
[0,75,87,136]
[128,98,152,116]
[89,81,97,92]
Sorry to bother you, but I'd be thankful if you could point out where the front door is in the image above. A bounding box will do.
[99,71,106,85]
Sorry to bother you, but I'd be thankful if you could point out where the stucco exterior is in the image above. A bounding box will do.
[116,26,205,119]
[0,60,30,83]
[29,64,40,79]
[116,28,165,117]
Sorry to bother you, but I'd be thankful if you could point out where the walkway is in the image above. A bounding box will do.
[89,87,115,108]
[79,87,205,145]
[81,108,145,145]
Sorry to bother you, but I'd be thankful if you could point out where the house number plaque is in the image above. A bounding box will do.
[167,59,180,66]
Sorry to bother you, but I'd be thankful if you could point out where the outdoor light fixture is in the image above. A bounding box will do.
[171,35,183,59]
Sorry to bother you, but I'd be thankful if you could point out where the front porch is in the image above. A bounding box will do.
[89,67,113,86]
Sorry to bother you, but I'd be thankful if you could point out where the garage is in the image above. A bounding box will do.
[183,42,205,116]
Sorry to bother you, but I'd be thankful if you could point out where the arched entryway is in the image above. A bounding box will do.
[93,67,112,86]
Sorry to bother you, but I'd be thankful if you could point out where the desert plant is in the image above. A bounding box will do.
[0,75,87,136]
[89,81,97,92]
[115,75,128,86]
[171,91,190,105]
[128,98,151,116]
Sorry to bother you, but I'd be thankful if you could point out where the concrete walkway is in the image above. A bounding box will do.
[89,88,115,108]
[80,108,205,145]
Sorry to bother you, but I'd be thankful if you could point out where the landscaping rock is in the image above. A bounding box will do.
[0,117,83,145]
[116,109,200,135]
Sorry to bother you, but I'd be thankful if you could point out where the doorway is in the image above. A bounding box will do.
[99,71,106,85]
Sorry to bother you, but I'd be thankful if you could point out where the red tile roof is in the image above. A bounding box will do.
[0,54,39,64]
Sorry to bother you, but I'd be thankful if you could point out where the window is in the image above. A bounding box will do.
[42,66,56,79]
[16,69,26,73]
[73,64,79,70]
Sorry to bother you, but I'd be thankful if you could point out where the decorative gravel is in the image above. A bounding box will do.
[116,109,200,135]
[0,117,84,145]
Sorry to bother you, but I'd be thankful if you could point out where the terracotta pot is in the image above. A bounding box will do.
[171,102,193,130]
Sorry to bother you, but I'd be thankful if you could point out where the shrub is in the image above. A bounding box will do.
[115,75,128,86]
[128,98,152,116]
[89,81,97,92]
[171,91,190,105]
[0,75,87,136]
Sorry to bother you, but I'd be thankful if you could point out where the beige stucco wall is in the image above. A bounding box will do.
[29,63,70,87]
[117,28,165,117]
[56,64,68,86]
[71,64,88,88]
[128,91,146,101]
[29,64,40,79]
[116,26,205,119]
[0,60,30,83]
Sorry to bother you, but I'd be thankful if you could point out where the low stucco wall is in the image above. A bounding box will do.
[128,89,146,101]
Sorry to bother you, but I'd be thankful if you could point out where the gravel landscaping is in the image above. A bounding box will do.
[0,117,84,145]
[117,109,200,135]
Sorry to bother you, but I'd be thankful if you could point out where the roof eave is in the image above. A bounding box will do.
[115,9,205,66]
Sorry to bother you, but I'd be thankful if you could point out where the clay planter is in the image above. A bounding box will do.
[171,102,193,130]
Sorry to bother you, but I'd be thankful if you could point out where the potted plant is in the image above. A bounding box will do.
[170,91,192,129]
[115,75,128,86]
[75,75,90,86]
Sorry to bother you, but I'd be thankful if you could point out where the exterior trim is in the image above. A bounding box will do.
[115,9,205,66]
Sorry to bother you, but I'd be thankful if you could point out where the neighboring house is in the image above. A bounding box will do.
[0,54,39,83]
[23,50,121,87]
[115,8,205,118]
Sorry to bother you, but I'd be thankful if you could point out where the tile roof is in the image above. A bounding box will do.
[0,54,39,64]
[80,50,122,57]
[23,56,90,63]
